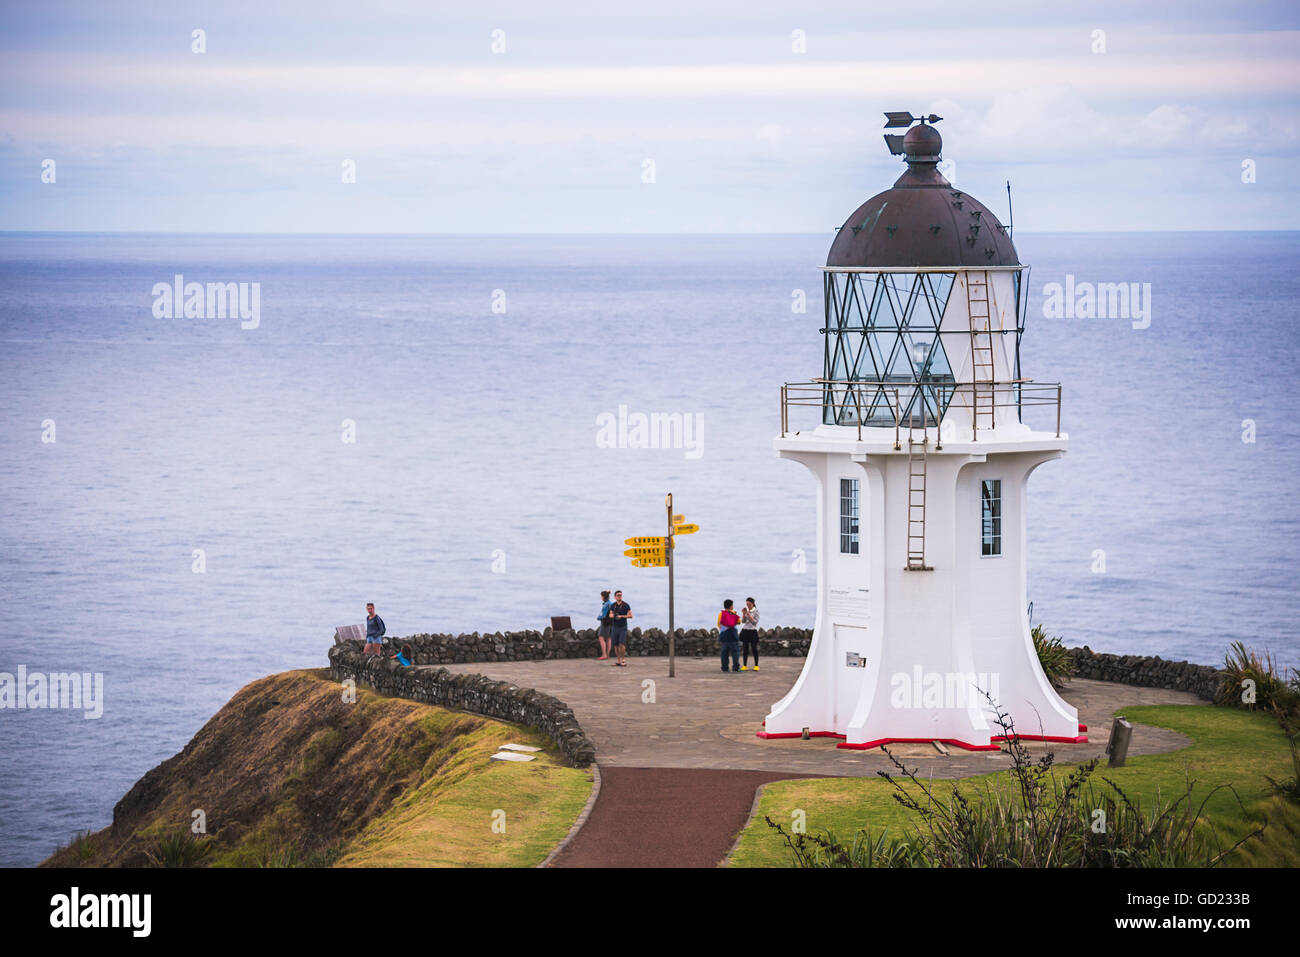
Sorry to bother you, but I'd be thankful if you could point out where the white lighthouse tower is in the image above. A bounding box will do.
[762,113,1085,751]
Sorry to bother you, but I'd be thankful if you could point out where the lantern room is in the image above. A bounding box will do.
[817,117,1037,436]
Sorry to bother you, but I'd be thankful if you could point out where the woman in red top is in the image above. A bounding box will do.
[716,599,742,673]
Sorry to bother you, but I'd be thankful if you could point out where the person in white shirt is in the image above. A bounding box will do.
[739,597,760,671]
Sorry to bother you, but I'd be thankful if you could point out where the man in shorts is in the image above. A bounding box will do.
[363,602,386,656]
[608,590,632,667]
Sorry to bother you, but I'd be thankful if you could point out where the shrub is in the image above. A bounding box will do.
[1215,641,1296,714]
[1076,776,1255,867]
[762,825,926,868]
[1265,705,1300,804]
[258,845,298,868]
[53,829,98,865]
[300,845,343,868]
[145,832,213,868]
[1032,625,1074,688]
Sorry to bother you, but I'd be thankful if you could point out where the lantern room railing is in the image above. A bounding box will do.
[779,379,1062,447]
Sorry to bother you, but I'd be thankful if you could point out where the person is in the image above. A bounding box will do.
[717,599,741,672]
[739,597,760,671]
[596,589,614,660]
[363,602,386,656]
[390,643,413,667]
[608,590,632,667]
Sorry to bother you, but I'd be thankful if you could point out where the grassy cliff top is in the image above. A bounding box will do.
[43,668,592,868]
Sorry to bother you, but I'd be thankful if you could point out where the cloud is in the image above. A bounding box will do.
[933,88,1298,163]
[2,10,1297,231]
[3,40,1297,106]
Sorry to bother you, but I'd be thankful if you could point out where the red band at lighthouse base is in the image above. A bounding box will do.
[755,722,1089,750]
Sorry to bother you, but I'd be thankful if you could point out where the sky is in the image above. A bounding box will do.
[1,0,1298,232]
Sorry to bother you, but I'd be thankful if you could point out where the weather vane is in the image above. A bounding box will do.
[883,111,944,155]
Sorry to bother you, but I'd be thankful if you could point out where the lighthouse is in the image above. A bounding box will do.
[761,112,1085,750]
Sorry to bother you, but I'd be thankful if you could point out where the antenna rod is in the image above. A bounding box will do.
[1006,180,1014,241]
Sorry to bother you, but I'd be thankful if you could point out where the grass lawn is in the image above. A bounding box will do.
[729,703,1300,868]
[334,711,593,868]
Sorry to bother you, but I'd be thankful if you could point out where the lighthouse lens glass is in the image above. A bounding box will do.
[823,270,957,428]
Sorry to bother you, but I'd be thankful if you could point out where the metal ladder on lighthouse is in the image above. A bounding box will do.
[905,419,932,570]
[966,270,996,434]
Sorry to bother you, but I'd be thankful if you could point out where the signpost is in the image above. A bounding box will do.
[666,493,675,678]
[622,492,699,678]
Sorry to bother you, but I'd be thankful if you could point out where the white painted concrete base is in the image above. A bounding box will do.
[762,421,1082,749]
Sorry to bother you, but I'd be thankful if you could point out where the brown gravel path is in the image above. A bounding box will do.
[546,767,818,868]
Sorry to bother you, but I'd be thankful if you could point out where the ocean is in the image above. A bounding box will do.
[1,231,1298,867]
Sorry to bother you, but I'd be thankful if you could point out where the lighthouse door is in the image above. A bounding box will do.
[831,624,869,729]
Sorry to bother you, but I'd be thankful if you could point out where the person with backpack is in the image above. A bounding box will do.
[739,597,760,671]
[596,589,614,660]
[717,599,742,673]
[364,602,386,656]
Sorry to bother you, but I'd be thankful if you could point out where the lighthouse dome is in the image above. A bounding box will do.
[826,123,1019,269]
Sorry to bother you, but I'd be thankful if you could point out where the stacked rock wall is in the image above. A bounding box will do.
[1067,646,1224,701]
[328,643,597,767]
[368,626,815,664]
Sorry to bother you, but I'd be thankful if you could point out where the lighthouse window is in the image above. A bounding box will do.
[981,479,1002,556]
[839,478,860,554]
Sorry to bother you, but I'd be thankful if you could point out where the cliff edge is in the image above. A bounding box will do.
[42,668,591,867]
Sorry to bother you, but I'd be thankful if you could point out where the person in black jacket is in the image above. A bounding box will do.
[364,602,386,656]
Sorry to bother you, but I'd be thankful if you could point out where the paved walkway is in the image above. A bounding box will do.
[428,657,1205,867]
[547,767,820,868]
[432,656,1203,779]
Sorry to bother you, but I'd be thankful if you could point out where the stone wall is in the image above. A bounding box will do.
[1067,645,1224,701]
[367,626,814,665]
[329,643,597,768]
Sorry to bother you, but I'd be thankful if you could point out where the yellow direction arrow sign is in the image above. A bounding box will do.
[625,536,667,548]
[624,547,667,559]
[631,556,667,568]
[673,523,699,535]
[672,514,685,524]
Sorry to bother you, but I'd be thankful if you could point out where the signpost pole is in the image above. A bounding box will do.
[666,492,675,678]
